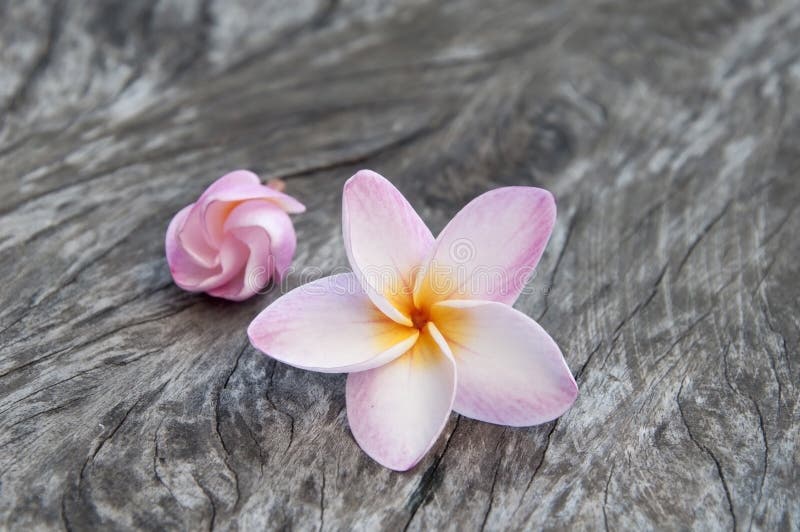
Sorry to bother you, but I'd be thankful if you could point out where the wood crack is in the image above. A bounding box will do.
[673,201,732,279]
[214,342,246,510]
[612,261,669,340]
[602,462,616,532]
[152,418,176,503]
[193,473,217,532]
[537,207,578,322]
[760,300,787,411]
[522,419,559,497]
[677,378,737,530]
[265,361,295,454]
[0,301,199,379]
[404,415,461,531]
[479,430,506,532]
[574,340,604,383]
[5,396,85,429]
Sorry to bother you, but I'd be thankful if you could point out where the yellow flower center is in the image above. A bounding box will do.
[410,306,430,330]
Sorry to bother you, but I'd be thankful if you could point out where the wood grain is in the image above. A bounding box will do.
[1,0,798,530]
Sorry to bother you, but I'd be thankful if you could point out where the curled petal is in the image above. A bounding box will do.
[175,203,219,268]
[248,273,419,373]
[200,170,306,214]
[431,300,577,426]
[167,208,249,294]
[201,201,299,300]
[414,187,555,308]
[205,228,271,301]
[346,323,456,471]
[166,204,212,282]
[224,200,297,280]
[343,170,434,326]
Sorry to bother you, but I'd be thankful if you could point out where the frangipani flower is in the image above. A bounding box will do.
[248,170,577,470]
[166,170,305,301]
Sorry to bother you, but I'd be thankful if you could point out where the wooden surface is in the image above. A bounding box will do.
[1,0,798,530]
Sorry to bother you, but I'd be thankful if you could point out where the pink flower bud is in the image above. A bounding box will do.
[165,170,305,301]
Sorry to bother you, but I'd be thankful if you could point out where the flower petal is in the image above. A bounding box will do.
[414,187,555,308]
[346,323,456,471]
[167,205,250,294]
[176,203,219,268]
[430,300,577,426]
[206,227,272,301]
[248,273,419,373]
[166,204,213,283]
[224,200,297,279]
[343,170,435,326]
[200,170,306,214]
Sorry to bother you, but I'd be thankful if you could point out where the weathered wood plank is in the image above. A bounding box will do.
[1,0,798,530]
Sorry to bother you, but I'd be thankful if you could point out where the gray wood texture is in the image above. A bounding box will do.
[1,0,798,530]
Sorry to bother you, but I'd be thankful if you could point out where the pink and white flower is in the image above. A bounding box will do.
[248,170,577,470]
[166,170,305,301]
